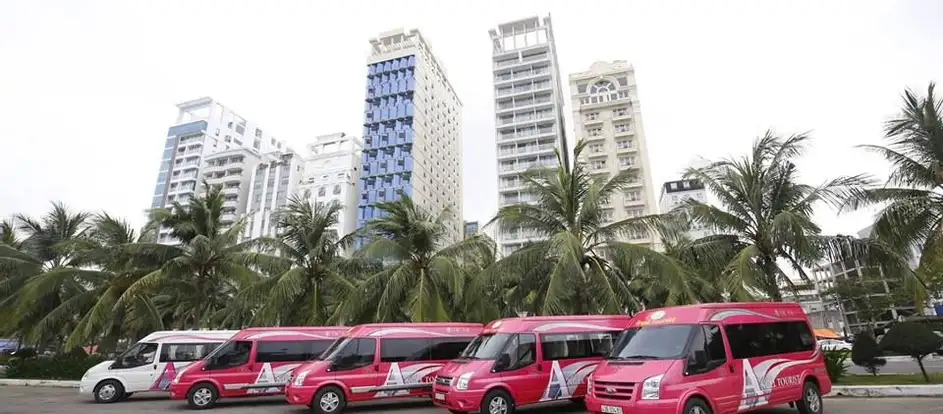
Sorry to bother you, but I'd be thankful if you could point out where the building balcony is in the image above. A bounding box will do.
[582,117,604,126]
[614,128,636,137]
[498,128,556,143]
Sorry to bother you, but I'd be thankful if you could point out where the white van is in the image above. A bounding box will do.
[80,330,237,403]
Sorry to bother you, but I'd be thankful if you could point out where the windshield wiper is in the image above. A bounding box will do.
[611,354,661,360]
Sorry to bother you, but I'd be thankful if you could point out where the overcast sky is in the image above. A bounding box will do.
[1,0,941,237]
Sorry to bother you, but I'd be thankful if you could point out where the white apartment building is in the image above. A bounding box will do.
[658,179,719,240]
[358,29,463,245]
[149,97,285,243]
[299,132,363,241]
[245,150,305,240]
[201,148,261,230]
[570,61,656,246]
[490,15,568,256]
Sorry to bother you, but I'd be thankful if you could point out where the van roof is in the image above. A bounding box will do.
[343,322,483,338]
[632,302,808,327]
[231,326,349,341]
[139,330,239,343]
[483,315,634,334]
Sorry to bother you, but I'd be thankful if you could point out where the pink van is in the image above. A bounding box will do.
[169,326,347,409]
[432,315,634,414]
[585,302,830,414]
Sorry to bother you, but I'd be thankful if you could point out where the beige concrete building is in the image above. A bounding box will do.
[569,61,657,246]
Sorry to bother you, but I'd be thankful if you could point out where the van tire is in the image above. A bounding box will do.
[796,381,823,414]
[311,386,346,414]
[186,383,219,410]
[479,389,514,414]
[682,397,712,414]
[93,379,124,404]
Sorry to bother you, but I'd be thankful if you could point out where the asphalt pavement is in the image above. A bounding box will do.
[845,357,943,375]
[0,386,940,414]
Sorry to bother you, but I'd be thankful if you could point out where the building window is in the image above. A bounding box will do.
[586,112,599,121]
[591,160,607,170]
[618,156,636,168]
[615,124,630,133]
[625,190,641,202]
[589,143,604,153]
[617,140,633,150]
[614,108,628,117]
[588,127,602,137]
[318,186,326,197]
[333,184,341,195]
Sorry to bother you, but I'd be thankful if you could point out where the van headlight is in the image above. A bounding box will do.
[640,374,663,400]
[173,369,185,384]
[455,372,473,390]
[293,371,308,386]
[586,375,593,388]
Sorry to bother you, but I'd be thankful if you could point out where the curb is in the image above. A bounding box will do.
[882,355,943,362]
[0,379,79,388]
[829,385,943,397]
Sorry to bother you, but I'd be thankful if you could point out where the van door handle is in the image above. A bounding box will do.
[374,365,380,372]
[727,364,734,373]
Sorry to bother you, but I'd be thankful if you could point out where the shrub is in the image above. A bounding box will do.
[11,348,36,358]
[880,322,943,383]
[4,354,106,380]
[823,350,849,383]
[851,332,886,376]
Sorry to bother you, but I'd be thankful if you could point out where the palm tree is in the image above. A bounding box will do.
[342,193,494,323]
[0,203,91,347]
[117,185,269,329]
[480,141,692,316]
[680,131,873,301]
[236,196,363,326]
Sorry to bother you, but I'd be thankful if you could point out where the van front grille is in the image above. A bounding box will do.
[593,380,635,400]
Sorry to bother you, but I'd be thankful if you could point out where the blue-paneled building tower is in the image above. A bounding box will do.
[357,29,464,245]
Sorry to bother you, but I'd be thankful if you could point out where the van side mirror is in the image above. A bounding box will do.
[688,350,708,372]
[493,354,511,372]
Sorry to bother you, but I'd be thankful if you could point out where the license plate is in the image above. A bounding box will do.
[601,405,623,414]
[434,392,446,401]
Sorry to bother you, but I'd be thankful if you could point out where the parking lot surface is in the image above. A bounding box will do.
[0,386,940,414]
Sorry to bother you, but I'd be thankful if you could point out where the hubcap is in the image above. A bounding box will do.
[192,388,213,406]
[98,384,116,401]
[806,388,821,412]
[690,406,707,414]
[489,396,508,414]
[320,392,340,412]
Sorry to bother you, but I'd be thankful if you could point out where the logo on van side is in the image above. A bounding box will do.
[374,362,443,397]
[539,361,598,402]
[151,362,179,391]
[247,363,300,394]
[739,349,820,410]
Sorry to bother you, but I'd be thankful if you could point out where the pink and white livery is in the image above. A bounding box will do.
[80,330,238,403]
[284,322,483,414]
[432,315,635,414]
[169,326,348,409]
[585,302,831,414]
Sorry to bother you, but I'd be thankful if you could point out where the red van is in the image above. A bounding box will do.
[585,302,830,414]
[169,326,347,409]
[284,322,482,413]
[432,315,634,414]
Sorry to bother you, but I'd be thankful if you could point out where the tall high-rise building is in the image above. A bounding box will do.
[358,29,463,244]
[149,97,284,243]
[244,150,305,240]
[200,148,262,237]
[489,16,568,256]
[300,132,364,242]
[569,61,657,246]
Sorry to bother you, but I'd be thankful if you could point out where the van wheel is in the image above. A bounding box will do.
[796,381,823,414]
[187,383,219,410]
[93,379,124,404]
[682,397,712,414]
[479,389,514,414]
[311,386,346,414]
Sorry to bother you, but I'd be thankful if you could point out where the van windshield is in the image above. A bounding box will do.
[311,338,344,360]
[608,325,695,360]
[458,333,512,360]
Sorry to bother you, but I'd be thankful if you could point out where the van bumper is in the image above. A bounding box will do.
[168,383,188,400]
[585,396,679,414]
[284,384,316,406]
[431,386,485,412]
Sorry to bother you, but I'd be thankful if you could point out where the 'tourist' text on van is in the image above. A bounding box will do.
[80,330,237,403]
[169,326,348,409]
[585,302,830,414]
[285,322,483,414]
[432,315,634,414]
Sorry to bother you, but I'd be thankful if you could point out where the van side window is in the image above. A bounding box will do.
[332,338,376,370]
[500,333,536,370]
[430,337,475,360]
[159,342,221,363]
[116,342,159,368]
[208,341,252,369]
[256,340,335,363]
[539,331,620,360]
[381,338,432,362]
[724,322,816,359]
[703,325,727,363]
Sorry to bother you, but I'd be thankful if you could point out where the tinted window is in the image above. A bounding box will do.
[460,334,512,360]
[703,325,727,362]
[327,338,376,370]
[496,333,536,370]
[116,342,159,368]
[724,321,816,359]
[540,331,620,360]
[430,337,475,360]
[159,342,222,362]
[381,338,433,362]
[609,325,695,360]
[207,341,252,369]
[256,340,335,363]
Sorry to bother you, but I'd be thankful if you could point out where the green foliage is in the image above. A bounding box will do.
[823,350,849,383]
[850,332,886,376]
[880,322,943,382]
[4,354,106,380]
